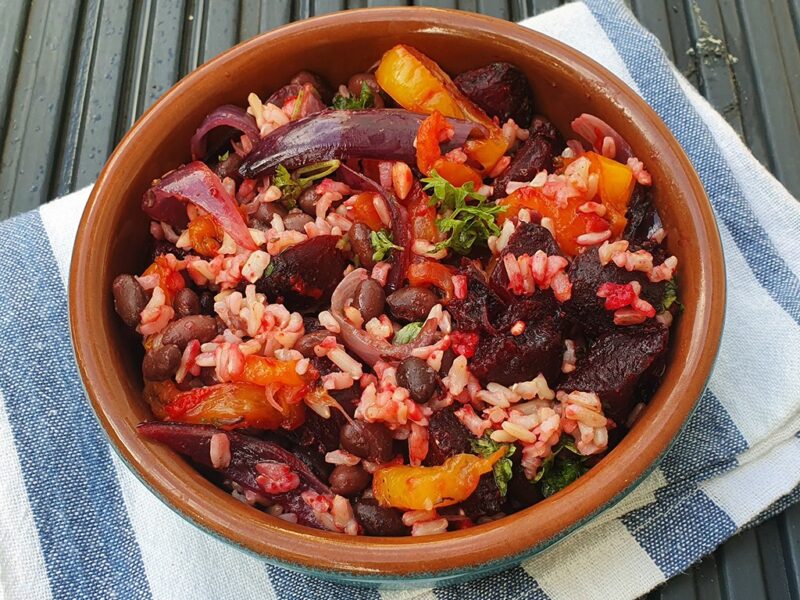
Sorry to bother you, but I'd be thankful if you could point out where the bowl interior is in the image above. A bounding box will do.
[70,7,724,583]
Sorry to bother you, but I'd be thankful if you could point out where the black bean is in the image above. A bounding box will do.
[160,315,217,350]
[254,201,286,224]
[283,211,313,232]
[142,344,181,381]
[396,357,437,403]
[353,500,409,536]
[350,223,376,269]
[298,187,319,216]
[176,377,204,391]
[328,464,371,497]
[294,330,332,358]
[352,279,385,323]
[340,421,394,463]
[112,274,147,328]
[386,286,439,322]
[174,288,200,318]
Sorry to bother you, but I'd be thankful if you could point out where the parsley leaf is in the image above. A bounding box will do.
[661,278,683,311]
[332,81,374,110]
[540,455,587,498]
[421,170,506,255]
[393,322,424,345]
[470,434,516,497]
[370,229,403,262]
[271,160,341,210]
[217,151,230,162]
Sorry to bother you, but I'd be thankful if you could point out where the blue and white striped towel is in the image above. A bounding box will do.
[1,2,799,598]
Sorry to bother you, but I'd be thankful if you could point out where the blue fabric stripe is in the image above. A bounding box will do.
[659,389,748,484]
[434,566,549,600]
[0,212,151,600]
[585,0,800,325]
[621,487,736,577]
[265,565,381,599]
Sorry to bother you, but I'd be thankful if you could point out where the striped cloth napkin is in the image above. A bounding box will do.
[1,1,799,598]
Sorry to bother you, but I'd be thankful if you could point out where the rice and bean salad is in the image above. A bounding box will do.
[113,45,679,537]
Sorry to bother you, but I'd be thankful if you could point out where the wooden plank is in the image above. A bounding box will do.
[238,0,291,40]
[779,504,800,599]
[314,0,347,15]
[719,530,769,600]
[651,571,696,600]
[0,0,30,151]
[735,0,800,197]
[630,0,676,63]
[479,0,512,19]
[692,553,724,600]
[0,0,82,217]
[50,0,135,197]
[755,518,793,600]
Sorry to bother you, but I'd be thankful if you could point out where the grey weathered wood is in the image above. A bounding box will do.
[756,518,793,599]
[719,529,770,599]
[0,0,30,153]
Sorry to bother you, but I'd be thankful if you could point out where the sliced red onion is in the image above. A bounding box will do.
[330,268,439,366]
[142,161,256,250]
[138,422,333,529]
[571,113,634,162]
[339,164,410,293]
[190,105,259,161]
[239,109,484,178]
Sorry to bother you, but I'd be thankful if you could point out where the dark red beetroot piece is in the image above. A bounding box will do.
[423,407,473,467]
[488,222,562,298]
[454,62,533,127]
[255,235,347,312]
[564,246,666,335]
[623,184,664,248]
[137,422,335,530]
[558,323,669,425]
[492,116,563,200]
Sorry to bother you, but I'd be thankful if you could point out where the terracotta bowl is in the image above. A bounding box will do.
[70,7,725,587]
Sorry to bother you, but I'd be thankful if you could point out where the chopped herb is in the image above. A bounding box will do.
[421,170,506,255]
[540,455,587,498]
[264,262,275,277]
[332,81,374,110]
[533,436,587,496]
[217,151,230,162]
[393,321,424,345]
[272,160,341,210]
[661,278,683,311]
[370,229,403,262]
[471,434,516,497]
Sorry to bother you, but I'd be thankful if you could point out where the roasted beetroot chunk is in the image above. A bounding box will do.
[558,324,669,425]
[624,184,663,246]
[458,473,504,519]
[447,261,506,332]
[488,222,562,297]
[137,422,335,530]
[565,247,666,335]
[256,235,347,312]
[423,407,473,466]
[470,315,562,386]
[454,62,533,127]
[492,116,563,199]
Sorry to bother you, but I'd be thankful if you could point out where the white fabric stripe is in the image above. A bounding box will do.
[701,433,800,527]
[0,389,53,600]
[523,519,665,600]
[38,186,89,288]
[674,72,800,278]
[380,588,438,600]
[705,221,800,444]
[523,5,640,95]
[112,455,278,600]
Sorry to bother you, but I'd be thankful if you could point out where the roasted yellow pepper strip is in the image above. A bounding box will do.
[375,44,508,172]
[372,448,507,511]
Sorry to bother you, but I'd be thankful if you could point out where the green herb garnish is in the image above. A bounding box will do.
[393,321,424,345]
[421,170,506,255]
[661,278,683,311]
[370,229,402,262]
[533,436,587,497]
[332,81,374,110]
[217,151,230,162]
[272,160,341,209]
[471,434,516,497]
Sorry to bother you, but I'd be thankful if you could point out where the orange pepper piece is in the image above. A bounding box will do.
[372,448,506,511]
[498,187,610,256]
[141,255,185,304]
[585,151,634,237]
[187,213,224,257]
[407,260,455,302]
[416,111,483,187]
[351,192,385,232]
[144,380,306,430]
[376,44,508,172]
[236,355,308,388]
[406,184,438,241]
